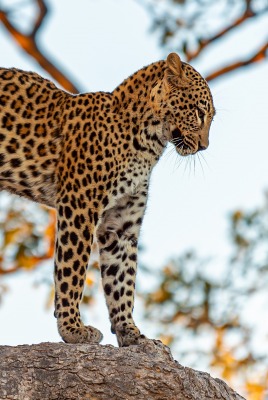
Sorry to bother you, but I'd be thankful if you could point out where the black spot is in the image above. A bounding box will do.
[62,298,70,307]
[70,232,78,246]
[61,232,69,245]
[79,266,85,276]
[0,154,5,167]
[94,212,98,225]
[60,282,68,294]
[10,158,21,168]
[73,260,80,271]
[133,137,140,151]
[63,267,72,277]
[83,226,90,241]
[104,240,117,252]
[101,264,108,278]
[104,284,112,296]
[72,276,78,286]
[111,245,119,255]
[58,246,63,262]
[62,195,69,204]
[119,272,125,282]
[107,264,119,276]
[123,221,133,231]
[74,215,81,229]
[127,267,135,276]
[129,254,137,262]
[57,269,62,281]
[2,170,12,178]
[102,196,109,207]
[64,248,73,262]
[77,241,84,255]
[65,206,73,219]
[114,291,119,301]
[37,143,46,156]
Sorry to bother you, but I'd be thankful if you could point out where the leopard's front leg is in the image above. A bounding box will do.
[54,204,103,344]
[97,189,148,347]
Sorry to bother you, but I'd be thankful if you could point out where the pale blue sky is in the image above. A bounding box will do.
[0,0,268,350]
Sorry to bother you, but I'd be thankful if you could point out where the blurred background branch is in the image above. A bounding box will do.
[206,41,268,81]
[0,0,80,92]
[138,0,268,80]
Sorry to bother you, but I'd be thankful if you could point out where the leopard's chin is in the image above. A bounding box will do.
[176,147,197,157]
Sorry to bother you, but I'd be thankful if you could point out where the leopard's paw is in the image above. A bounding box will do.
[58,321,103,344]
[115,323,148,347]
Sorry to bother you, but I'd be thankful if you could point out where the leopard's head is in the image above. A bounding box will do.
[150,53,215,156]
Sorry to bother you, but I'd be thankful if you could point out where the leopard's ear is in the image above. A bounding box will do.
[165,53,191,88]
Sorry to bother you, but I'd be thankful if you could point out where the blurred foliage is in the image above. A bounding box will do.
[0,196,55,274]
[140,192,268,397]
[141,0,267,54]
[140,0,268,80]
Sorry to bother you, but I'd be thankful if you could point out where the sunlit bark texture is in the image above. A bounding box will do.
[0,342,245,400]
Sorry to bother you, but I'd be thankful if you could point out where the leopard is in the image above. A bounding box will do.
[0,53,215,347]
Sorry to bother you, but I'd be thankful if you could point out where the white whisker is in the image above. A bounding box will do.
[198,152,210,171]
[197,153,205,178]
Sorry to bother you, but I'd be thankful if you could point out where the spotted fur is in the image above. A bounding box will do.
[0,53,215,346]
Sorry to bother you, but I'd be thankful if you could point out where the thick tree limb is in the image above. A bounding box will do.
[0,341,245,399]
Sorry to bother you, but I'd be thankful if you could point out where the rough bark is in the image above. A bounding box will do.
[0,341,245,400]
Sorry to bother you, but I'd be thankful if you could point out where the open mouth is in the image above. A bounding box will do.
[172,128,183,141]
[171,128,196,156]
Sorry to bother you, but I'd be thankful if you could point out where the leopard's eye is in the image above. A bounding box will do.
[196,107,205,123]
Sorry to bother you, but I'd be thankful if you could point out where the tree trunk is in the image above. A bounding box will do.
[0,341,245,400]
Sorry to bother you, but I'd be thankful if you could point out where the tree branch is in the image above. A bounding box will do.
[205,41,268,81]
[186,6,259,62]
[30,0,48,38]
[0,0,80,93]
[0,266,20,275]
[0,341,245,400]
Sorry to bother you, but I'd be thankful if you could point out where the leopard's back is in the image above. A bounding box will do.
[0,68,68,207]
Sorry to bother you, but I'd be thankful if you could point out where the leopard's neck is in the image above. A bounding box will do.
[112,60,167,164]
[112,60,165,106]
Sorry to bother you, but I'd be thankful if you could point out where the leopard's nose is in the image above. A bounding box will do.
[198,136,209,151]
[198,143,207,151]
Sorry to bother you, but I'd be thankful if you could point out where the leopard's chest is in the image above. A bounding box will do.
[100,156,150,213]
[114,159,149,196]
